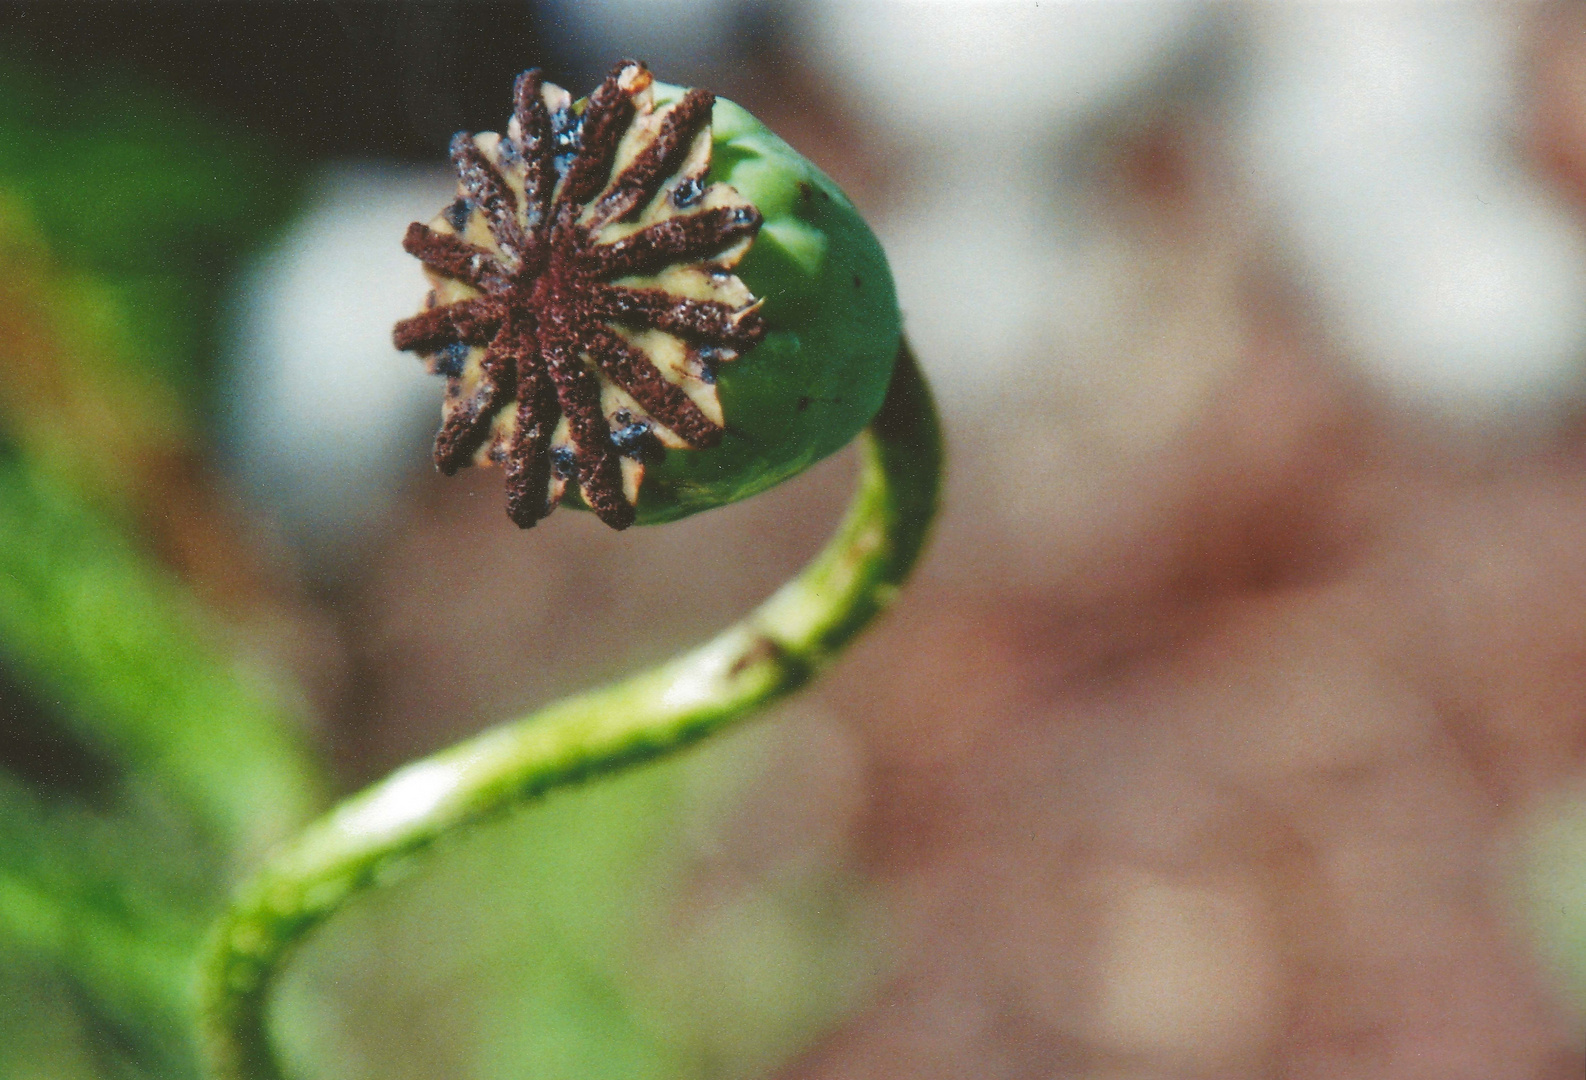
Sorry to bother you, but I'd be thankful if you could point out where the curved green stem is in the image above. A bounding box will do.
[197,342,941,1080]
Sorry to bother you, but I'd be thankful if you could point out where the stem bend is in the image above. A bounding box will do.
[198,341,942,1080]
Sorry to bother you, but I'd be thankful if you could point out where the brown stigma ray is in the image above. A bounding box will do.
[393,59,767,530]
[401,223,507,289]
[584,325,721,447]
[449,135,526,262]
[391,294,503,353]
[593,87,716,224]
[589,285,765,347]
[579,207,761,279]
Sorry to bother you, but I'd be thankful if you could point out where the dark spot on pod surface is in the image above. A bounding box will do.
[551,445,577,480]
[446,198,473,232]
[694,345,734,384]
[798,181,813,201]
[610,421,655,459]
[551,108,580,176]
[671,176,704,209]
[551,108,579,147]
[796,395,811,412]
[433,341,470,377]
[853,274,862,289]
[728,634,786,677]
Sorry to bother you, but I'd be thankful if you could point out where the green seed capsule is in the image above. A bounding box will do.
[393,61,900,529]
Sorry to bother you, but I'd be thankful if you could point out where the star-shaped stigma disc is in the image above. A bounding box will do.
[393,61,767,529]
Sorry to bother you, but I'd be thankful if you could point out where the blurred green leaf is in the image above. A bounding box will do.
[0,56,297,404]
[0,451,321,859]
[0,772,203,1077]
[0,50,320,1077]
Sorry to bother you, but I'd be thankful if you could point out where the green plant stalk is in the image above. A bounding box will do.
[197,342,941,1080]
[0,454,325,864]
[0,780,201,1075]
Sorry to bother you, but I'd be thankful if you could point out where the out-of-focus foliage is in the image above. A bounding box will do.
[1520,789,1586,1011]
[0,58,295,406]
[0,191,184,520]
[0,454,321,854]
[0,53,321,1079]
[0,766,203,1078]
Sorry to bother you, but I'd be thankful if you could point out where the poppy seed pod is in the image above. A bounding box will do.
[394,60,900,528]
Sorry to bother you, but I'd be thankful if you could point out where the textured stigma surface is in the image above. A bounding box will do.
[394,61,767,530]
